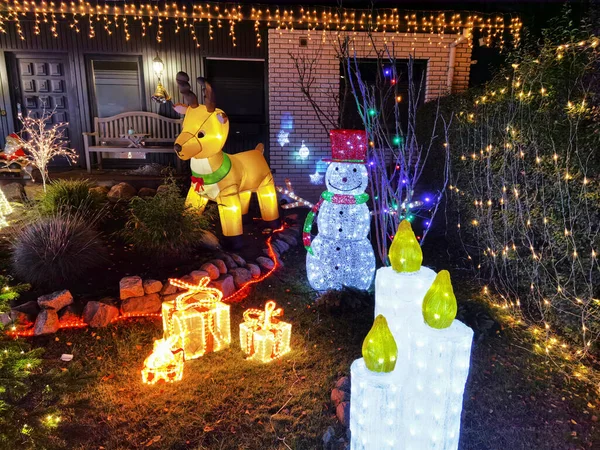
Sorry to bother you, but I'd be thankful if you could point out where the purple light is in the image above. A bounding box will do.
[402,179,407,184]
[368,160,375,166]
[424,221,431,227]
[424,196,431,203]
[384,68,391,76]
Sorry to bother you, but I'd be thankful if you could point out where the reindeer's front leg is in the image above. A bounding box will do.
[185,187,209,213]
[217,193,243,238]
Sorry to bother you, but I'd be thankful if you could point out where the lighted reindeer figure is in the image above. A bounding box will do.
[173,72,280,247]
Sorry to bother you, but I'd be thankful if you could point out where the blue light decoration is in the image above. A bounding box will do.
[309,170,324,185]
[298,140,310,159]
[277,130,290,147]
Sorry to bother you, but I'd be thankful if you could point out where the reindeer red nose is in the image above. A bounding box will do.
[342,177,348,182]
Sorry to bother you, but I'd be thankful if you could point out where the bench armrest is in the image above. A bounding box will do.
[82,132,98,137]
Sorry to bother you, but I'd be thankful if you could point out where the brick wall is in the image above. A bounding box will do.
[268,30,472,201]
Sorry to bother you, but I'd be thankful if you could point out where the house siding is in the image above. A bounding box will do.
[268,29,472,201]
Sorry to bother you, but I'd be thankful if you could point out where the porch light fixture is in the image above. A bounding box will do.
[151,53,171,104]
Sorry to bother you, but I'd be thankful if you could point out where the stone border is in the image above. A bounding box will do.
[5,223,302,336]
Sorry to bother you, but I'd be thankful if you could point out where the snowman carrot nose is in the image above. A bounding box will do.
[342,177,348,182]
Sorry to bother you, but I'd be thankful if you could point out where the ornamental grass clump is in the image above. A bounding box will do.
[11,209,105,288]
[36,179,103,216]
[122,180,213,256]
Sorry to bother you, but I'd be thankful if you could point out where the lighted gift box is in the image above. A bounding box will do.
[162,277,231,360]
[141,337,184,385]
[240,300,292,363]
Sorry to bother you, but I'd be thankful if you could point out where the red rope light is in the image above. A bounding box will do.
[6,227,287,337]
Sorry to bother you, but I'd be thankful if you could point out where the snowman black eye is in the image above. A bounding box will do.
[353,168,357,172]
[335,167,339,171]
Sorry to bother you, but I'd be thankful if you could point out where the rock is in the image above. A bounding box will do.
[143,279,163,295]
[231,253,246,266]
[0,311,28,326]
[137,187,157,198]
[274,239,290,253]
[336,401,350,428]
[285,213,299,222]
[200,263,221,280]
[58,305,81,324]
[263,247,279,258]
[120,276,144,300]
[89,186,109,198]
[229,267,252,289]
[162,293,179,303]
[209,259,227,274]
[210,274,235,297]
[34,309,59,335]
[197,231,220,250]
[246,263,261,279]
[176,275,193,291]
[121,293,162,315]
[190,270,210,284]
[107,182,137,202]
[256,256,275,271]
[156,184,171,196]
[322,426,336,450]
[83,301,119,327]
[2,182,25,202]
[335,376,351,393]
[278,232,298,247]
[37,290,73,310]
[218,254,238,270]
[160,281,178,295]
[23,184,44,202]
[331,388,349,407]
[11,300,40,318]
[96,180,116,188]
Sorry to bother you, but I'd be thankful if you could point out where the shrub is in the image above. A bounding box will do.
[121,180,213,256]
[447,18,600,355]
[11,210,106,288]
[36,179,102,216]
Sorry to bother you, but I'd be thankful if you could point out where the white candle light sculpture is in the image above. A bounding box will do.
[350,220,473,450]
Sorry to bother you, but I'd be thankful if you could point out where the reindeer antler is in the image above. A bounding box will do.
[175,71,199,108]
[197,77,216,112]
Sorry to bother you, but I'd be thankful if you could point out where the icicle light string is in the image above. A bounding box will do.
[449,32,600,365]
[0,1,521,47]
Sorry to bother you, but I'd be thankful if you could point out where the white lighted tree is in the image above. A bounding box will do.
[18,111,77,191]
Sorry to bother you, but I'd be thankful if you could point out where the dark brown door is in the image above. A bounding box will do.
[8,53,80,163]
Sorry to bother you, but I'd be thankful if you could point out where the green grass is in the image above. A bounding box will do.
[4,248,599,449]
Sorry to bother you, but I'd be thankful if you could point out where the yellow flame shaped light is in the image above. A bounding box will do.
[422,270,458,329]
[362,315,398,373]
[389,219,423,272]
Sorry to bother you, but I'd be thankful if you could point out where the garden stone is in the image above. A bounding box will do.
[198,231,220,250]
[34,309,59,335]
[246,263,261,279]
[120,276,144,300]
[143,279,163,295]
[256,256,275,271]
[218,254,238,270]
[176,275,193,290]
[23,184,44,201]
[285,213,299,222]
[229,267,252,289]
[336,401,350,428]
[83,301,119,327]
[107,182,137,202]
[160,281,177,295]
[281,226,300,237]
[322,426,336,450]
[0,311,28,326]
[210,274,235,297]
[231,253,246,266]
[89,186,109,198]
[278,232,298,247]
[137,187,157,198]
[156,184,171,196]
[38,290,73,310]
[58,305,80,324]
[162,293,179,303]
[190,270,210,284]
[209,259,227,274]
[331,388,349,407]
[96,180,116,188]
[200,262,220,280]
[12,300,40,318]
[121,293,161,315]
[263,247,279,258]
[2,182,25,202]
[335,376,351,393]
[274,239,290,253]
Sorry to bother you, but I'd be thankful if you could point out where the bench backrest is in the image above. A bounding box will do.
[94,112,182,141]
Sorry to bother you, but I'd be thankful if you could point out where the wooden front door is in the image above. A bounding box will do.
[7,53,80,162]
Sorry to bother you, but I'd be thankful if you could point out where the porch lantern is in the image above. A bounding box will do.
[151,53,171,104]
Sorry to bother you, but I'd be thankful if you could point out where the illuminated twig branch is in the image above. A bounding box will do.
[276,179,314,209]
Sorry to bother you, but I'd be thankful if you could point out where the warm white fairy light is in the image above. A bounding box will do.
[18,111,77,192]
[276,179,314,209]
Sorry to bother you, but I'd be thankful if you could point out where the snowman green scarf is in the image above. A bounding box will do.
[303,191,370,255]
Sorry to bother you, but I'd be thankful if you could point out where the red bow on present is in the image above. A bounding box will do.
[191,175,205,192]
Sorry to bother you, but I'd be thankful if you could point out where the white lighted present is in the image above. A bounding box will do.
[240,300,292,363]
[162,277,231,360]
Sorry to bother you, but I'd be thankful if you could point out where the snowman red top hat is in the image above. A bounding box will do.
[325,129,368,163]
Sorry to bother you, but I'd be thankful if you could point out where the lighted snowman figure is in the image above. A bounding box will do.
[304,129,376,291]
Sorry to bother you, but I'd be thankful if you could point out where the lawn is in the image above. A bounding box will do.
[5,244,598,449]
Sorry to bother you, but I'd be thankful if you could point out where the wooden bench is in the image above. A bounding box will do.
[82,111,182,173]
